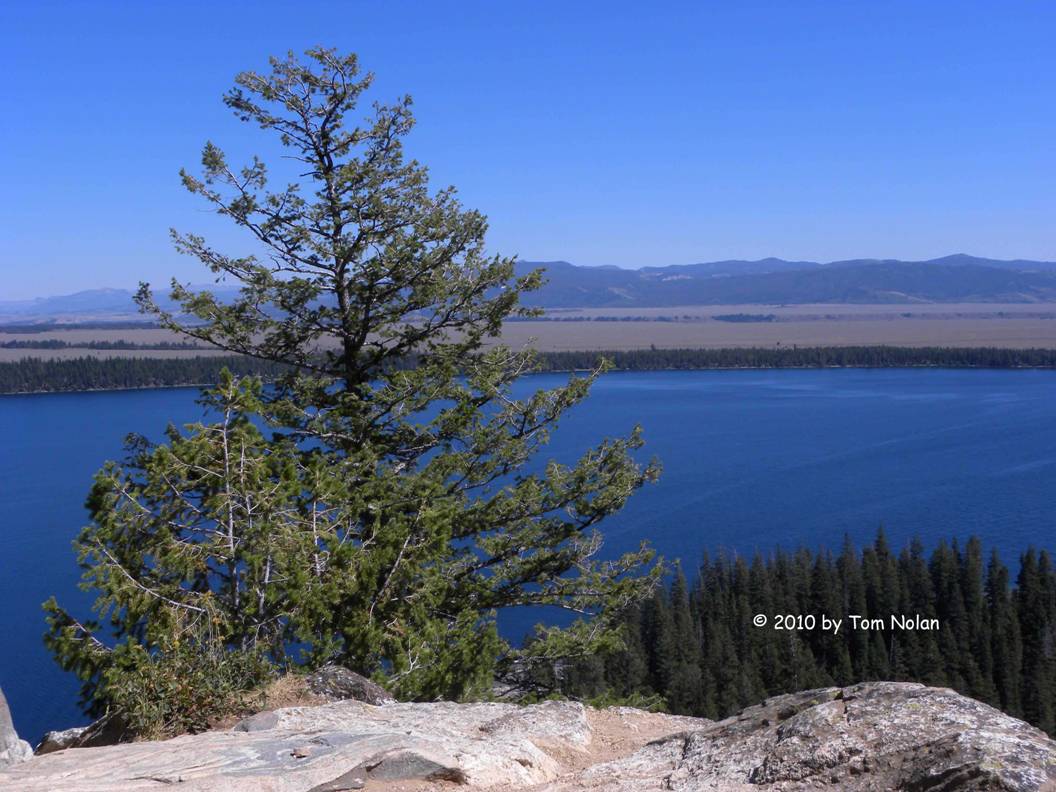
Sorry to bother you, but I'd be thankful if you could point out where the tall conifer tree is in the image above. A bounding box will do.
[44,49,660,732]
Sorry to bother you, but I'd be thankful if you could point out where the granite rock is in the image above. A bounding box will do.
[0,685,32,769]
[559,682,1056,791]
[4,683,1056,791]
[0,699,681,791]
[304,664,395,706]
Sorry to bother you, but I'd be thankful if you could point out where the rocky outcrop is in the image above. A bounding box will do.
[0,685,32,769]
[35,725,91,756]
[0,699,701,791]
[35,715,129,755]
[558,682,1056,791]
[1,682,1055,791]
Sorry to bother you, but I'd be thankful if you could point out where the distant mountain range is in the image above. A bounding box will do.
[0,285,242,324]
[514,254,1056,308]
[3,255,1056,323]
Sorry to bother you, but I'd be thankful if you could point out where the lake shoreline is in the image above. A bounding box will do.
[5,362,1056,397]
[4,345,1056,395]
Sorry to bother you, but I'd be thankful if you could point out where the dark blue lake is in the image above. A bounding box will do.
[2,369,1055,741]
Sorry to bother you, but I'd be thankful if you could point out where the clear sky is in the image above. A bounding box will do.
[2,0,1054,299]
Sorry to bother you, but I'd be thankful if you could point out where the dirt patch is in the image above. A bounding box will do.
[578,707,701,766]
[360,707,705,792]
[210,674,327,731]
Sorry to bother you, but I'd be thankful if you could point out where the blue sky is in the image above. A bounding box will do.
[2,0,1054,299]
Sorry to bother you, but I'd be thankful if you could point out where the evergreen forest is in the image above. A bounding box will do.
[555,533,1056,736]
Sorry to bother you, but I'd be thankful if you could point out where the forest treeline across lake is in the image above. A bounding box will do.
[0,356,291,393]
[2,346,1056,394]
[0,339,203,350]
[553,533,1056,737]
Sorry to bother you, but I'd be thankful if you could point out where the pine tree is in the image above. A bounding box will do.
[930,540,968,690]
[987,550,1022,716]
[603,602,651,698]
[44,48,661,734]
[1020,551,1056,733]
[961,537,997,704]
[746,553,782,692]
[861,533,895,680]
[663,566,702,714]
[1017,551,1053,731]
[809,551,850,683]
[837,536,870,680]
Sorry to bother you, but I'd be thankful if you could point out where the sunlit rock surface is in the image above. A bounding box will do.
[2,683,1055,791]
[557,682,1056,792]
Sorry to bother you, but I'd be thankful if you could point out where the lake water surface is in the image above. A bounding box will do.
[2,369,1054,740]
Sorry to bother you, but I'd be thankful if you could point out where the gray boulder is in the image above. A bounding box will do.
[0,685,31,768]
[35,725,90,755]
[36,713,127,755]
[304,664,394,705]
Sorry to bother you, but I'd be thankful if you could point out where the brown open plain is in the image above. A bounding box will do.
[508,302,1056,352]
[501,316,1056,352]
[2,303,1056,361]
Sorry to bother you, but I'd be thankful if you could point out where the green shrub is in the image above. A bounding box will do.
[96,641,274,740]
[585,690,668,713]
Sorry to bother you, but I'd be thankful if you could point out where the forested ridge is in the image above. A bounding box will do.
[541,345,1056,370]
[556,533,1056,736]
[0,356,291,393]
[0,339,202,350]
[3,346,1056,394]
